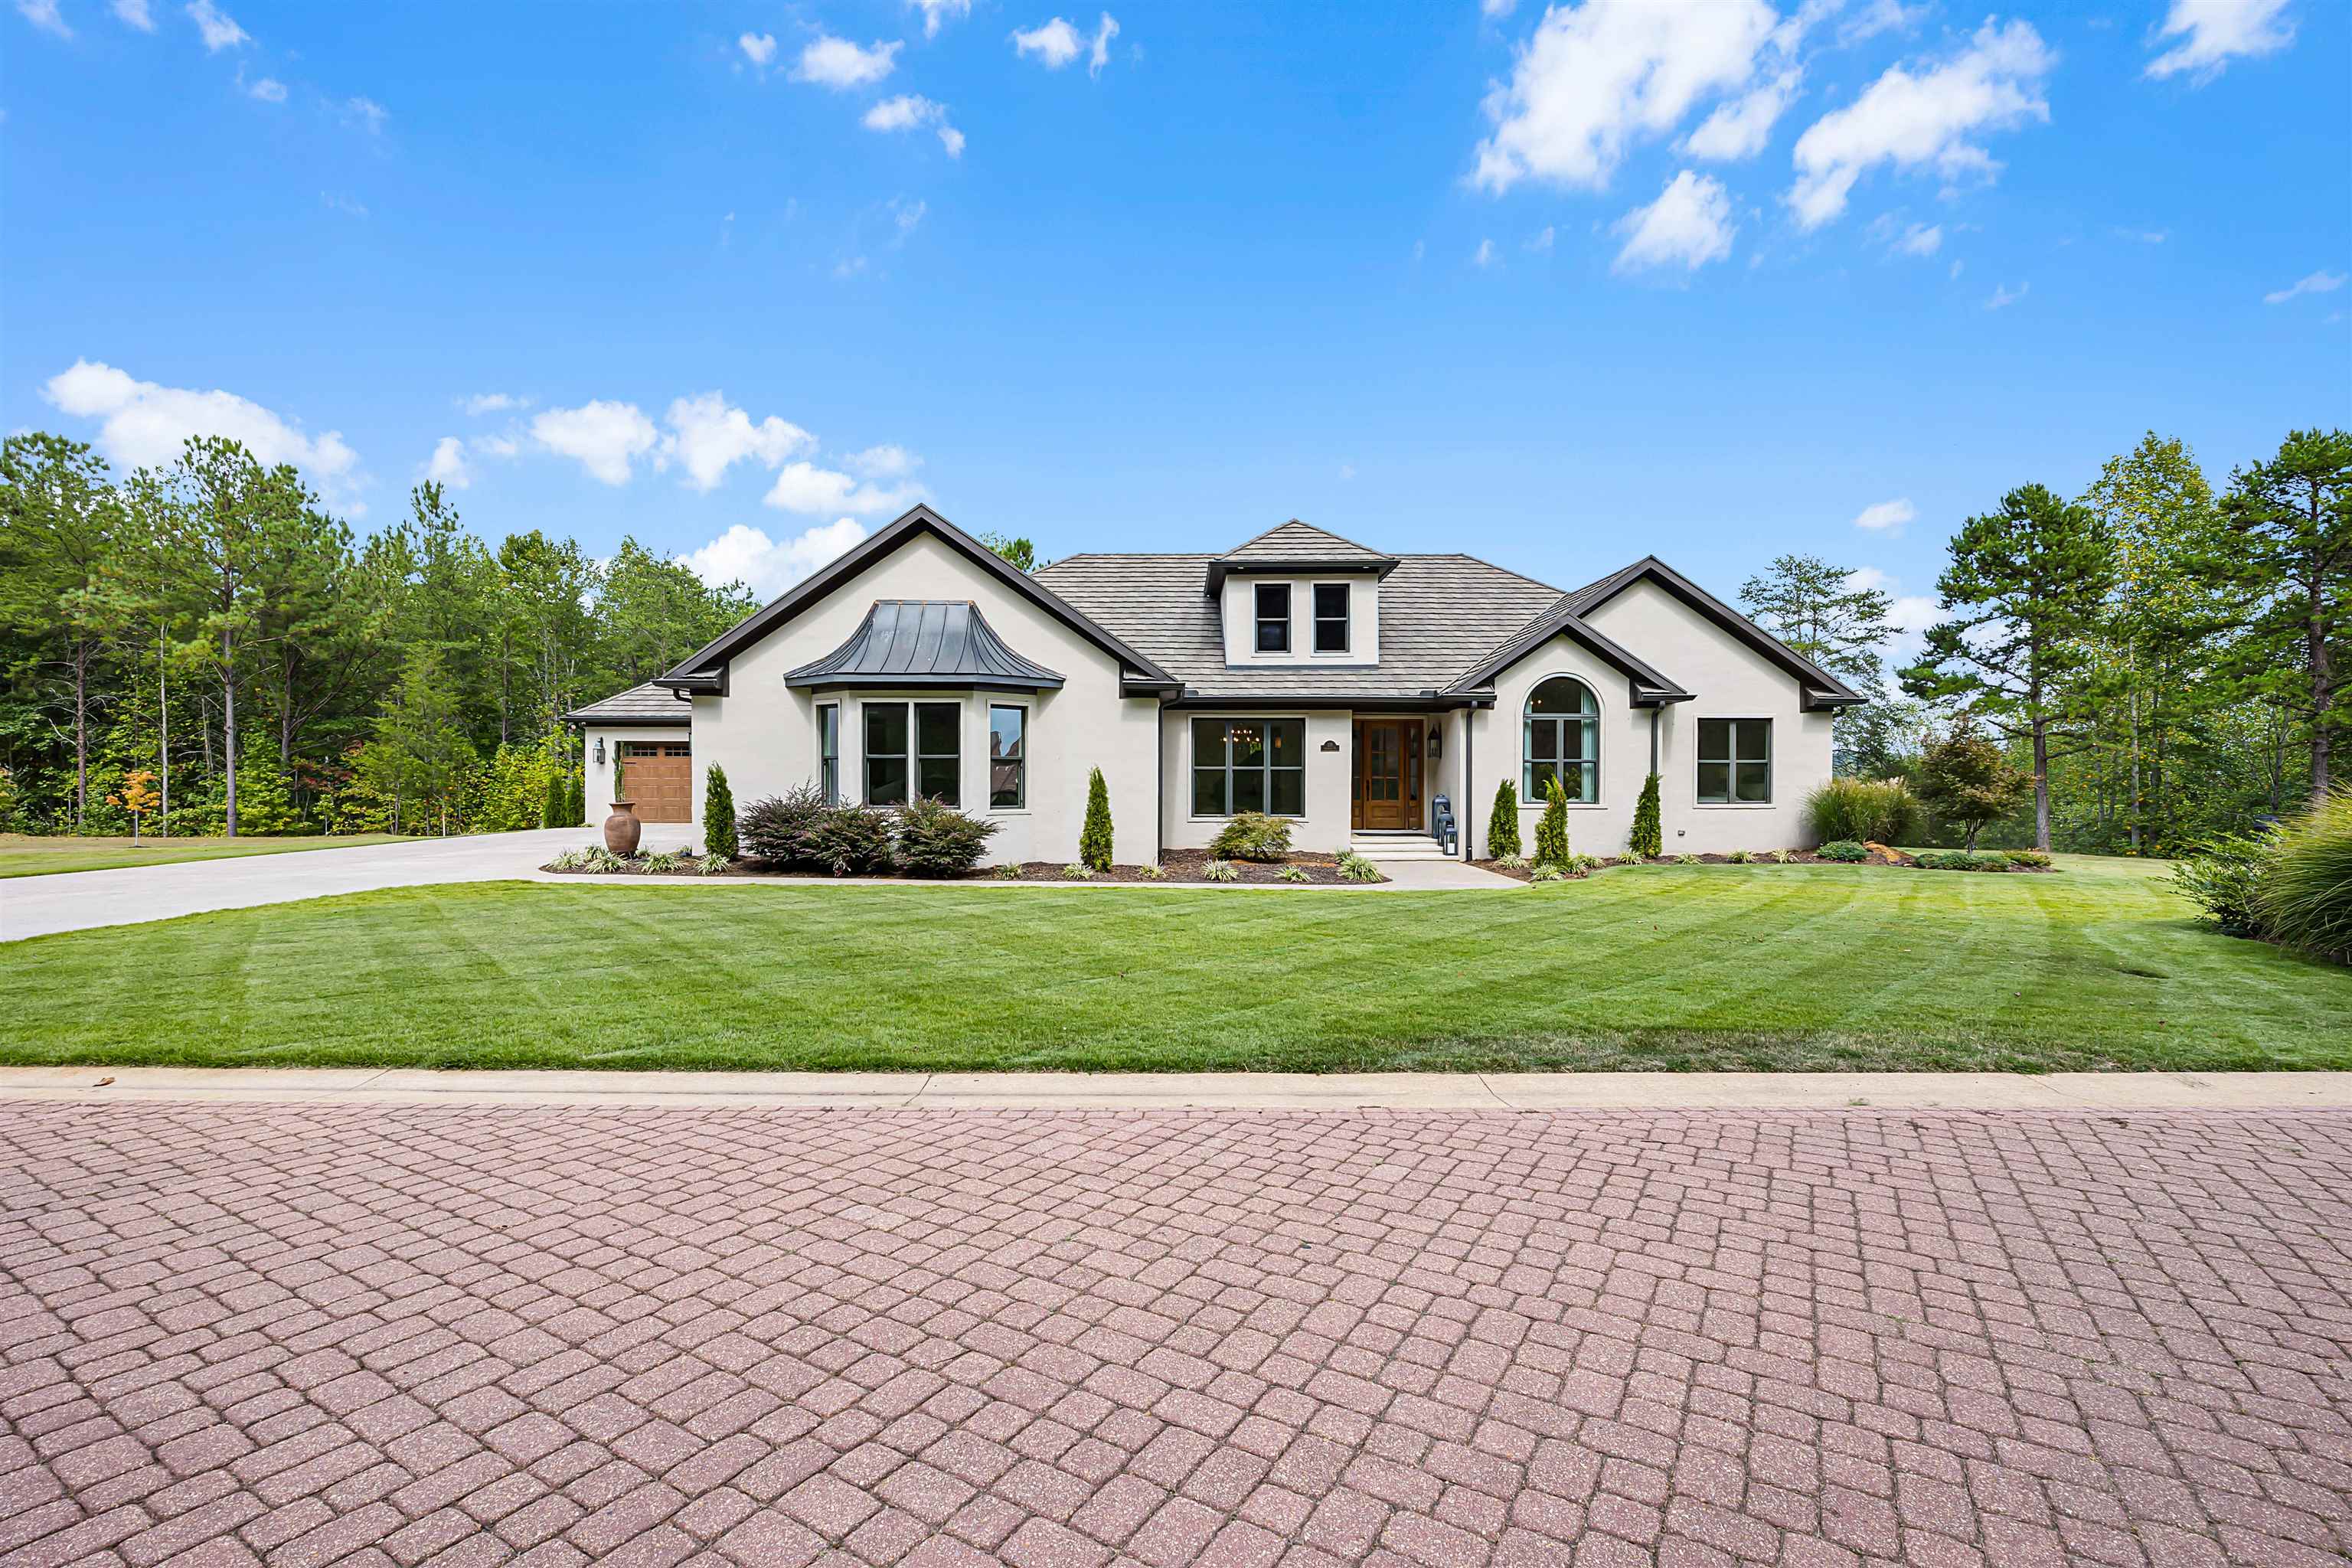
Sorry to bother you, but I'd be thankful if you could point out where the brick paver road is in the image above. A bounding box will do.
[3,1103,2348,1567]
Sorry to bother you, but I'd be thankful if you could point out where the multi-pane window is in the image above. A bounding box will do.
[1697,718,1771,804]
[817,704,839,802]
[1312,583,1349,653]
[1191,718,1305,816]
[1523,678,1599,803]
[988,705,1026,810]
[1255,583,1291,652]
[864,701,962,806]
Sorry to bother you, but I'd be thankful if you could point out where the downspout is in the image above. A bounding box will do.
[1155,694,1165,867]
[1649,707,1659,775]
[1462,709,1475,861]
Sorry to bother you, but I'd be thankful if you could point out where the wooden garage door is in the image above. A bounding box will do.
[621,741,692,823]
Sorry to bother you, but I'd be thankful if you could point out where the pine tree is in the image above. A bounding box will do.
[1631,772,1662,858]
[2215,429,2350,803]
[704,763,738,861]
[1534,775,1571,868]
[1486,779,1521,858]
[1080,766,1113,871]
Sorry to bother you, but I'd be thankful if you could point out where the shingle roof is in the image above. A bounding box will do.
[1036,552,1570,701]
[784,600,1066,691]
[564,681,691,724]
[1205,521,1400,596]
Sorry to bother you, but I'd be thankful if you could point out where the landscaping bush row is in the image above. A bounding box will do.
[737,785,1001,877]
[2173,792,2351,962]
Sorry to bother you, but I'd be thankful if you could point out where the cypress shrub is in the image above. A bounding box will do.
[567,773,586,826]
[1533,775,1571,869]
[540,772,561,829]
[1486,780,1521,859]
[1630,772,1662,858]
[703,763,738,862]
[1080,766,1113,871]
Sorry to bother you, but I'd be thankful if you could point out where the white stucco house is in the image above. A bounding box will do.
[565,506,1864,864]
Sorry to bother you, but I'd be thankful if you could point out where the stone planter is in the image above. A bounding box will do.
[603,799,642,856]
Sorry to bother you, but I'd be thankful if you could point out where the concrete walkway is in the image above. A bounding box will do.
[4,1064,2346,1111]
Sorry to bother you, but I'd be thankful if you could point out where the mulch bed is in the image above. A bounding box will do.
[540,850,1387,884]
[1475,846,2056,881]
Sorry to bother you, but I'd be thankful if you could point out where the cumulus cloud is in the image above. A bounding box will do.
[343,96,389,135]
[2147,0,2295,81]
[909,0,971,38]
[531,400,660,485]
[423,436,471,490]
[1011,15,1083,67]
[1853,497,1914,532]
[1868,214,1942,256]
[42,359,360,491]
[794,34,900,89]
[1612,169,1734,273]
[244,72,286,103]
[1786,18,2053,230]
[461,392,528,415]
[738,31,776,68]
[1472,0,1779,193]
[113,0,154,29]
[1846,566,1941,666]
[18,0,70,38]
[677,518,868,601]
[1087,12,1119,75]
[846,444,920,479]
[2263,269,2345,305]
[659,392,814,492]
[185,0,245,50]
[1681,70,1798,161]
[862,93,963,156]
[763,462,923,517]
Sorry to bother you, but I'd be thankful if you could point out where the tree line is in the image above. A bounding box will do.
[0,432,757,837]
[1737,427,2347,853]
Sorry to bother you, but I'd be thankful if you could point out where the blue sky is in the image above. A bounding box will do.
[6,0,2347,647]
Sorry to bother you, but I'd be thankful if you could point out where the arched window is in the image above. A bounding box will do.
[1524,678,1599,802]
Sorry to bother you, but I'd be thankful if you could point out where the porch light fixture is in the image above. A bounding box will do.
[594,737,606,765]
[1428,725,1442,760]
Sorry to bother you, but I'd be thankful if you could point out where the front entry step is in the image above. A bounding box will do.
[1349,835,1453,861]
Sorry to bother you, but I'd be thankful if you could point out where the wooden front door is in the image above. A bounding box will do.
[620,740,693,822]
[1351,720,1423,831]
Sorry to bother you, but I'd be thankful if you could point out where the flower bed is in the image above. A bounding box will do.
[1474,845,2058,881]
[539,846,1389,884]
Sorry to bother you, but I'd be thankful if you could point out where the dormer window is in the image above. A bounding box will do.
[1255,583,1291,652]
[1313,583,1349,653]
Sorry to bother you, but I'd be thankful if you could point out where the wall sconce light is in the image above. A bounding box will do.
[1427,724,1442,760]
[593,737,606,765]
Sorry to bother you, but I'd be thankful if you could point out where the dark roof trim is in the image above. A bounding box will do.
[1568,556,1868,710]
[1167,692,1490,712]
[561,712,694,728]
[1442,602,1694,707]
[655,505,1179,694]
[785,599,1067,693]
[1204,557,1400,596]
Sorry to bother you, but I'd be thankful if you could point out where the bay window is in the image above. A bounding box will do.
[864,701,962,806]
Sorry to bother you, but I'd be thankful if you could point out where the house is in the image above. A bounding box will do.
[564,505,1864,864]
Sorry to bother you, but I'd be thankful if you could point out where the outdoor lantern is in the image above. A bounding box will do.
[593,737,606,765]
[1428,724,1442,760]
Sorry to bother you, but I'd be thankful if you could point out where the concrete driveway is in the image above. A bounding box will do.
[0,827,662,943]
[2,1100,2346,1567]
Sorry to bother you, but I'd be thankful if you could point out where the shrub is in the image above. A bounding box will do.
[1533,775,1571,869]
[1529,864,1566,883]
[1080,767,1113,871]
[1276,865,1310,883]
[804,803,895,877]
[1726,848,1753,864]
[546,847,589,871]
[2255,793,2352,961]
[694,850,730,875]
[2005,849,2052,868]
[1673,853,1700,865]
[583,845,628,874]
[1817,839,1869,863]
[570,773,587,827]
[703,765,738,862]
[1769,849,1792,864]
[1568,853,1602,874]
[1806,776,1919,846]
[1136,864,1168,880]
[740,784,830,864]
[541,773,562,829]
[2174,835,2275,936]
[894,795,1001,877]
[1337,852,1381,883]
[641,848,688,874]
[1630,771,1662,859]
[993,863,1023,880]
[1916,850,2004,871]
[1916,723,2030,851]
[1063,862,1094,880]
[1494,853,1529,871]
[1486,780,1522,860]
[1201,858,1240,882]
[1210,812,1292,861]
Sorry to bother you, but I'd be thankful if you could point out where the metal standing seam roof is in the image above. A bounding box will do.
[784,600,1067,691]
[561,681,692,724]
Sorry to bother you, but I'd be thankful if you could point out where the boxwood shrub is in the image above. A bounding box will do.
[1817,839,1869,863]
[1210,812,1292,862]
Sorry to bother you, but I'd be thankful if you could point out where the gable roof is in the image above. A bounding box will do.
[1204,521,1400,595]
[785,600,1066,691]
[1566,556,1868,710]
[564,680,691,726]
[655,505,1179,697]
[1439,603,1694,707]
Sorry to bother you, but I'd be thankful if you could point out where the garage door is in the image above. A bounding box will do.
[621,741,693,823]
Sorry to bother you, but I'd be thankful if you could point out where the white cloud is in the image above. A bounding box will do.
[245,73,286,103]
[847,444,920,479]
[185,0,245,51]
[1786,18,2054,230]
[1985,281,2029,310]
[1853,497,1914,532]
[1472,0,1779,193]
[738,31,776,68]
[1612,169,1734,273]
[531,400,659,485]
[113,0,154,29]
[763,462,922,517]
[2115,227,2168,244]
[320,191,368,217]
[1525,225,1555,253]
[423,436,471,490]
[794,34,900,89]
[1949,258,1964,279]
[41,359,359,489]
[18,0,70,37]
[1089,11,1119,75]
[2263,269,2345,305]
[910,0,971,38]
[1681,70,1798,161]
[461,392,528,415]
[1838,0,1923,45]
[890,197,926,237]
[1845,566,1942,668]
[1011,17,1082,67]
[678,519,867,602]
[2147,0,2295,81]
[1481,0,1517,17]
[659,392,814,492]
[343,96,388,135]
[862,94,963,156]
[1886,220,1941,256]
[1473,238,1497,268]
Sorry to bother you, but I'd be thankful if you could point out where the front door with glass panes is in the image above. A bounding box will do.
[1351,719,1421,831]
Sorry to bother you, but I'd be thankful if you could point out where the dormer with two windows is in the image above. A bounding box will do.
[1207,521,1396,668]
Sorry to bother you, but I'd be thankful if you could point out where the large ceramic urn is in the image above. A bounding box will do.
[603,798,642,856]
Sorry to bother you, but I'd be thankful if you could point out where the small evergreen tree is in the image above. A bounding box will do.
[1631,772,1662,858]
[1916,720,2032,850]
[569,773,586,826]
[703,763,737,861]
[1486,779,1521,858]
[1079,766,1113,871]
[540,770,561,828]
[1534,775,1571,868]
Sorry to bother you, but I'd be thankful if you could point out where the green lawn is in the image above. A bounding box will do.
[0,832,410,878]
[5,854,2344,1073]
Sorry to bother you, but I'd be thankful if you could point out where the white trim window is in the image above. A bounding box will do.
[1254,583,1291,653]
[864,700,962,806]
[1312,583,1349,653]
[988,704,1027,810]
[1523,677,1599,803]
[1697,718,1771,804]
[817,703,840,803]
[1191,717,1305,816]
